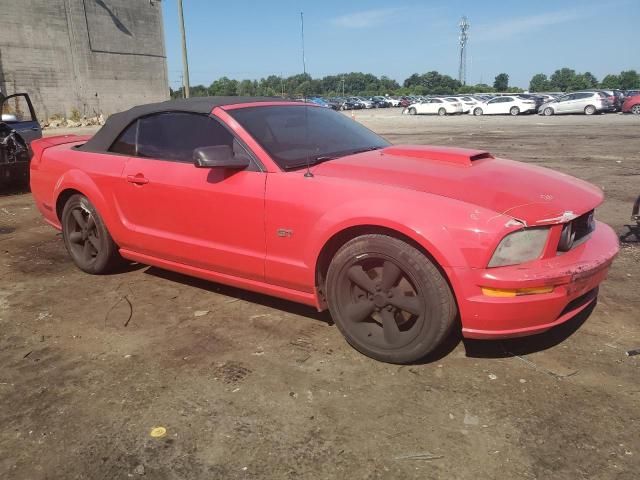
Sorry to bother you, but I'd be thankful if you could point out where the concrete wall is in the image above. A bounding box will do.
[0,0,169,120]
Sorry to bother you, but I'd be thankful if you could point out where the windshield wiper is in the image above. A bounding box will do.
[283,145,385,171]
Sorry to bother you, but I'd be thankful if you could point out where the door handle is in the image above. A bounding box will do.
[127,174,149,185]
[30,127,40,131]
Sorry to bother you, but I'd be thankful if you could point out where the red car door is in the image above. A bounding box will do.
[114,112,266,281]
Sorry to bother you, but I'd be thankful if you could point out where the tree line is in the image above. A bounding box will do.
[170,69,640,98]
[528,69,639,92]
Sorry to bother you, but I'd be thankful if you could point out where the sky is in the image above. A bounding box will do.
[162,0,640,90]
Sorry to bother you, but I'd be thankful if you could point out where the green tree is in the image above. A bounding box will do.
[549,68,577,91]
[529,73,550,92]
[236,79,256,96]
[581,72,599,88]
[472,83,495,93]
[493,73,509,91]
[209,77,238,96]
[600,74,621,89]
[186,85,209,97]
[619,70,640,90]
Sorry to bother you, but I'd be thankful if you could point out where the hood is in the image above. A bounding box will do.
[312,145,603,226]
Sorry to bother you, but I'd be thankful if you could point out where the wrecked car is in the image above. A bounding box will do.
[29,97,619,363]
[1,92,42,187]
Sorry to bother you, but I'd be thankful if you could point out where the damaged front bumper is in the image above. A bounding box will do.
[448,221,620,339]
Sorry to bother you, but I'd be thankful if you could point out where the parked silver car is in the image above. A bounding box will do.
[538,92,608,116]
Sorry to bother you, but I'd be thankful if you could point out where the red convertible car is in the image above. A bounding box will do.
[30,97,619,363]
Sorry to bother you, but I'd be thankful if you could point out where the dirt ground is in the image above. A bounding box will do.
[1,111,638,479]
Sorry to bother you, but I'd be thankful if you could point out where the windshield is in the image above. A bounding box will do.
[228,105,390,170]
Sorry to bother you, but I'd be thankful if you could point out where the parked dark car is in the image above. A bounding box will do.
[1,92,42,187]
[370,96,390,108]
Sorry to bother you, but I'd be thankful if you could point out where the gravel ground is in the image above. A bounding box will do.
[0,110,638,479]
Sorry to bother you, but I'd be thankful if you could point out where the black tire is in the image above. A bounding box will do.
[510,106,520,116]
[61,194,121,274]
[543,107,554,116]
[632,104,640,115]
[326,234,456,364]
[438,108,446,116]
[584,105,596,115]
[408,107,417,115]
[473,107,483,116]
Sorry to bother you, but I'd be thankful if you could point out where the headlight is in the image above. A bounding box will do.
[488,228,550,267]
[558,222,575,252]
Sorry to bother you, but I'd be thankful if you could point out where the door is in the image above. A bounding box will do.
[425,99,441,114]
[1,94,42,145]
[497,97,513,114]
[485,97,503,114]
[112,112,266,281]
[555,94,573,113]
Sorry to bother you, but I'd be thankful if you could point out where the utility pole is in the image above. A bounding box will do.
[458,16,470,85]
[300,12,307,77]
[177,0,190,98]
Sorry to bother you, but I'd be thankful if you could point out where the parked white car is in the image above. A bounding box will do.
[538,92,609,116]
[385,97,401,107]
[447,96,478,113]
[472,96,536,116]
[404,98,463,116]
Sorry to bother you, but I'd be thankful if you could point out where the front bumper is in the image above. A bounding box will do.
[448,221,619,339]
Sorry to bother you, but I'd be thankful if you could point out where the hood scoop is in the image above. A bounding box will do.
[382,145,493,167]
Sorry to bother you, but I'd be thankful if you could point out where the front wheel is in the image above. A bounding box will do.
[632,105,640,115]
[543,107,554,116]
[473,107,483,116]
[510,106,520,116]
[326,234,457,364]
[584,105,596,115]
[438,108,446,116]
[408,107,417,115]
[61,194,122,274]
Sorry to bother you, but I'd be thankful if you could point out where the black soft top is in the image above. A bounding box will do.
[80,96,291,153]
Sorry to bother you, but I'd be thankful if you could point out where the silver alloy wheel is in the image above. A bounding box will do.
[631,104,640,115]
[473,108,483,116]
[584,105,596,115]
[438,108,446,116]
[544,107,554,116]
[510,106,520,116]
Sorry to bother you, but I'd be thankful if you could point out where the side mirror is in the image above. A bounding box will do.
[193,145,250,169]
[1,113,17,122]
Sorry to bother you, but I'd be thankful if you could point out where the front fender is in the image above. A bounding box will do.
[306,190,508,277]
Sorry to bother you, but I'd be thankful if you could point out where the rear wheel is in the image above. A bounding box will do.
[543,107,554,116]
[510,106,520,116]
[473,107,483,116]
[438,108,446,116]
[61,194,121,274]
[326,234,456,364]
[408,107,417,115]
[631,104,640,115]
[584,105,596,115]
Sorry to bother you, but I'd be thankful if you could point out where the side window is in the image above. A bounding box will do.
[136,112,235,162]
[1,94,34,122]
[432,99,442,104]
[502,97,513,103]
[575,93,591,100]
[488,98,498,104]
[110,121,138,156]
